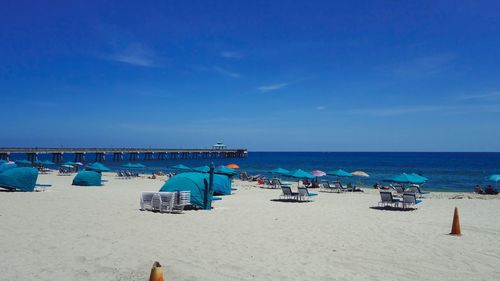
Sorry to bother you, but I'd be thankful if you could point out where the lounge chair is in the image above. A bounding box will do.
[262,178,274,189]
[402,192,422,209]
[392,184,405,195]
[378,191,402,208]
[279,186,298,200]
[171,191,190,213]
[408,185,430,198]
[298,187,318,201]
[140,191,156,211]
[157,192,175,213]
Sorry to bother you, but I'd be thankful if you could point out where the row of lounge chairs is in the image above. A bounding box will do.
[140,191,190,213]
[378,191,422,210]
[390,184,429,198]
[117,170,140,178]
[279,186,318,202]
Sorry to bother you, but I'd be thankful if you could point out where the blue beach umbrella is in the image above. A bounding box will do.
[62,161,77,165]
[0,163,17,173]
[410,173,428,182]
[85,162,111,172]
[270,168,290,176]
[287,169,315,187]
[192,165,210,173]
[171,164,192,171]
[327,169,353,177]
[489,174,500,182]
[385,173,426,184]
[15,159,32,166]
[215,166,237,176]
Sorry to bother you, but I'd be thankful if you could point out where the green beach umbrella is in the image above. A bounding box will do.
[327,169,353,177]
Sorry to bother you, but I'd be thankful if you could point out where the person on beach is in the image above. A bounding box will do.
[484,185,498,195]
[475,185,484,194]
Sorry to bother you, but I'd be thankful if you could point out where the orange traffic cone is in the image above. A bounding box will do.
[450,207,461,236]
[149,261,164,281]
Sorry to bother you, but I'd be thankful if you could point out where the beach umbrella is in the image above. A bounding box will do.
[85,162,111,172]
[62,161,77,165]
[489,174,500,182]
[192,165,210,173]
[215,166,238,176]
[15,159,32,165]
[270,168,290,176]
[351,171,369,177]
[121,163,146,169]
[288,169,315,187]
[410,173,428,182]
[385,173,426,184]
[310,170,326,177]
[226,163,240,169]
[171,164,191,171]
[327,169,353,177]
[41,160,54,165]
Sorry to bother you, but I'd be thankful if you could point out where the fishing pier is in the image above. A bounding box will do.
[0,147,248,163]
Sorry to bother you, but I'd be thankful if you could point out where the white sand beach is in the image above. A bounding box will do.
[1,172,500,281]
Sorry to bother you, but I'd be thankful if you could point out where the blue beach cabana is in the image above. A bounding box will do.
[160,172,230,209]
[0,167,39,192]
[72,171,102,186]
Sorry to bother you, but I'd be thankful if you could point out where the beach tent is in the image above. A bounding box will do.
[72,171,102,186]
[385,173,426,184]
[215,166,238,176]
[85,162,111,172]
[0,167,39,192]
[0,163,17,173]
[192,165,210,173]
[160,172,230,208]
[327,169,353,177]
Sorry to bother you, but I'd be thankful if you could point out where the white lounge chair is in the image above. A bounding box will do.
[378,191,401,208]
[298,187,318,201]
[279,186,298,200]
[171,191,190,213]
[140,191,156,211]
[157,192,175,213]
[402,192,423,209]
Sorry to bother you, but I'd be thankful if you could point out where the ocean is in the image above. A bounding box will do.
[10,152,500,192]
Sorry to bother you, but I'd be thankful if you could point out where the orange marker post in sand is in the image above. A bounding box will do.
[149,261,164,281]
[450,207,461,236]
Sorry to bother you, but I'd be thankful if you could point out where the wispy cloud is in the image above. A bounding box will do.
[220,51,243,59]
[456,91,500,101]
[109,43,155,67]
[257,83,288,92]
[316,106,326,110]
[349,104,500,116]
[388,53,457,79]
[197,66,241,78]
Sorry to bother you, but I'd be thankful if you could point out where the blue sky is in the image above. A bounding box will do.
[1,1,500,151]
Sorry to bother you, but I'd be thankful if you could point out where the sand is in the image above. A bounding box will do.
[1,172,500,281]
